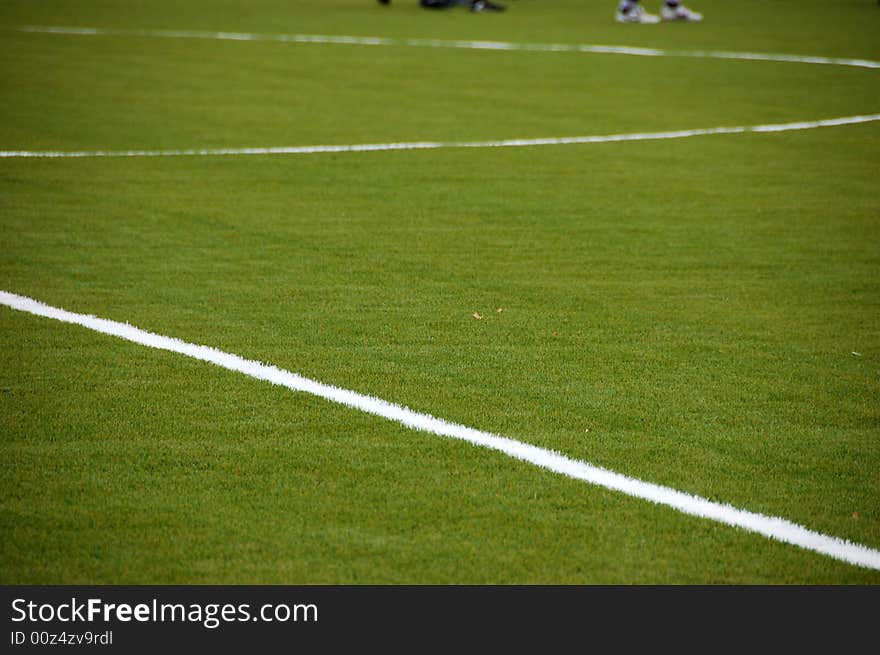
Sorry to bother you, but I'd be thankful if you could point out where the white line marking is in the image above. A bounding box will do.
[19,25,880,69]
[2,289,879,572]
[2,114,879,159]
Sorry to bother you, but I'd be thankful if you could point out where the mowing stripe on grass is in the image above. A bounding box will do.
[2,289,879,572]
[19,25,880,69]
[2,114,879,159]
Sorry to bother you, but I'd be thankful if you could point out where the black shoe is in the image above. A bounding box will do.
[378,0,390,5]
[470,0,505,11]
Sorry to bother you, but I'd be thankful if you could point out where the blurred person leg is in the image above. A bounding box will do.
[660,1,703,21]
[615,1,660,23]
[616,1,702,23]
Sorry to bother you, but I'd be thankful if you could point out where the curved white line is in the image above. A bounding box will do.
[2,289,879,572]
[18,26,880,69]
[2,114,879,159]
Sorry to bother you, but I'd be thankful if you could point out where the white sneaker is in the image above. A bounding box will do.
[615,4,660,23]
[661,4,703,21]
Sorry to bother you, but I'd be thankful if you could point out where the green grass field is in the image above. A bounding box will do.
[1,0,878,584]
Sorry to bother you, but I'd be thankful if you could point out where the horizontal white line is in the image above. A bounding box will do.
[2,289,879,572]
[2,114,879,159]
[19,25,880,69]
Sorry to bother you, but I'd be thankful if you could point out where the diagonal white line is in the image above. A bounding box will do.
[18,25,880,69]
[2,289,879,572]
[2,114,879,159]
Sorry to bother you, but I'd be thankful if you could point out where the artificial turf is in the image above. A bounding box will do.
[1,0,878,583]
